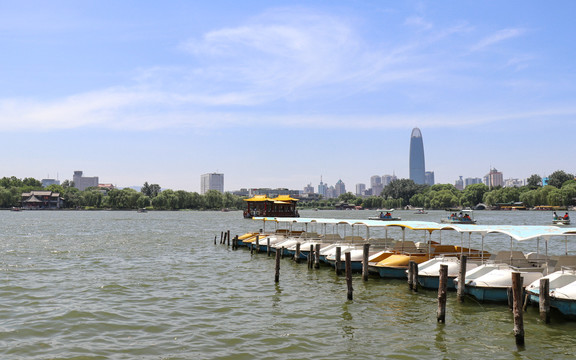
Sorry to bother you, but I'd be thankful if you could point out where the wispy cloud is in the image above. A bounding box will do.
[471,28,526,51]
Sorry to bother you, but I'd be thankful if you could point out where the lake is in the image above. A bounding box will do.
[1,209,576,359]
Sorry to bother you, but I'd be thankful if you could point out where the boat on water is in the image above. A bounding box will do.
[243,195,300,219]
[526,263,576,316]
[441,209,476,224]
[369,209,401,221]
[552,212,570,225]
[414,208,428,214]
[11,207,22,211]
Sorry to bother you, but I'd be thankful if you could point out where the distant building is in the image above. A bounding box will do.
[409,128,426,185]
[326,186,337,199]
[371,184,384,197]
[73,171,99,191]
[98,183,115,191]
[355,183,366,196]
[370,175,382,188]
[318,177,328,197]
[505,178,524,188]
[201,173,224,194]
[484,168,504,188]
[303,183,315,194]
[41,178,60,188]
[247,188,300,198]
[334,179,346,197]
[381,174,395,186]
[455,176,464,191]
[465,177,482,188]
[425,171,435,186]
[21,191,63,209]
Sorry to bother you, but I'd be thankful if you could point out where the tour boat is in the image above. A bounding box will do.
[368,209,401,221]
[441,209,477,224]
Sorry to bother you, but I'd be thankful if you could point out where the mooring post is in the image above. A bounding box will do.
[220,231,224,244]
[408,261,414,290]
[274,248,281,283]
[214,235,217,245]
[457,255,467,302]
[294,242,301,263]
[412,260,419,292]
[255,235,260,254]
[267,238,271,256]
[335,247,342,276]
[362,243,370,281]
[314,243,321,269]
[308,244,314,269]
[512,272,525,346]
[345,251,353,300]
[233,235,238,250]
[227,230,230,246]
[539,277,551,324]
[437,264,448,323]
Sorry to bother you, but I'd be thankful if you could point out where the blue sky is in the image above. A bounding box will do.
[2,1,575,192]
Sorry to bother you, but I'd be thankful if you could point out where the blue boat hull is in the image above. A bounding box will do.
[418,275,456,290]
[465,285,510,303]
[375,266,408,279]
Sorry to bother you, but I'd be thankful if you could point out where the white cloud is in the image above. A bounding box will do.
[471,28,526,52]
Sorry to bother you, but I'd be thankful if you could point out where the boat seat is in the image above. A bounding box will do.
[343,235,364,243]
[322,234,343,241]
[433,245,458,255]
[554,255,576,270]
[493,250,528,266]
[369,238,395,247]
[392,240,420,254]
[301,232,320,239]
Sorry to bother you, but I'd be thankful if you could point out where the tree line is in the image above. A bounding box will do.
[0,177,245,210]
[1,170,575,210]
[299,170,576,210]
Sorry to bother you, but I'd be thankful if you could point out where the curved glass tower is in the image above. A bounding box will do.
[409,128,426,184]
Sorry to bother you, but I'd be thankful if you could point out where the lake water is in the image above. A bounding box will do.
[1,209,576,359]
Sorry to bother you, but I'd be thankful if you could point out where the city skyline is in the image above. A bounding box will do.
[2,2,575,192]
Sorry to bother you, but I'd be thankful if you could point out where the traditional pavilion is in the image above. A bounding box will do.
[21,191,64,209]
[243,195,299,219]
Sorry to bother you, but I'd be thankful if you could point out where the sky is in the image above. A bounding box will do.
[1,1,575,192]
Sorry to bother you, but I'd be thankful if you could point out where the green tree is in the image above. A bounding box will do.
[547,170,575,188]
[382,179,427,206]
[460,183,489,208]
[527,174,542,189]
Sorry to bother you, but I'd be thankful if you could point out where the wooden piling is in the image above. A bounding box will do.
[314,243,321,269]
[274,247,281,283]
[308,245,314,269]
[220,231,223,244]
[437,264,448,323]
[539,277,551,324]
[214,235,217,245]
[335,247,342,276]
[412,260,419,292]
[362,243,370,281]
[457,255,467,302]
[227,230,230,246]
[294,242,301,263]
[233,235,238,250]
[267,238,271,256]
[512,272,525,346]
[255,235,260,253]
[408,261,414,290]
[345,251,353,300]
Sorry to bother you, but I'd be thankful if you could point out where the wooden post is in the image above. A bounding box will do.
[408,261,414,290]
[457,255,467,302]
[234,235,238,250]
[308,245,314,269]
[437,264,448,323]
[266,238,271,256]
[214,235,217,245]
[314,243,321,269]
[539,277,551,324]
[362,243,370,281]
[281,246,284,259]
[335,247,342,276]
[345,251,353,300]
[294,242,301,263]
[220,231,224,244]
[227,230,230,246]
[512,272,525,345]
[274,248,281,283]
[412,260,419,292]
[255,235,260,254]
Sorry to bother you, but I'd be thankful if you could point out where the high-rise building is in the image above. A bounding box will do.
[355,183,366,196]
[409,128,426,185]
[455,176,464,190]
[382,174,397,186]
[318,177,327,197]
[465,177,482,188]
[42,178,60,188]
[484,168,504,188]
[370,175,382,188]
[335,179,346,197]
[303,183,315,194]
[201,173,224,194]
[425,171,435,186]
[73,171,99,191]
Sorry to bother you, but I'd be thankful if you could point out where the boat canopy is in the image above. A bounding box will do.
[253,217,576,240]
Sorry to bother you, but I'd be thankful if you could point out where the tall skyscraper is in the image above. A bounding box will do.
[318,176,327,197]
[409,128,426,185]
[201,173,224,194]
[425,171,435,186]
[334,179,346,197]
[355,183,366,196]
